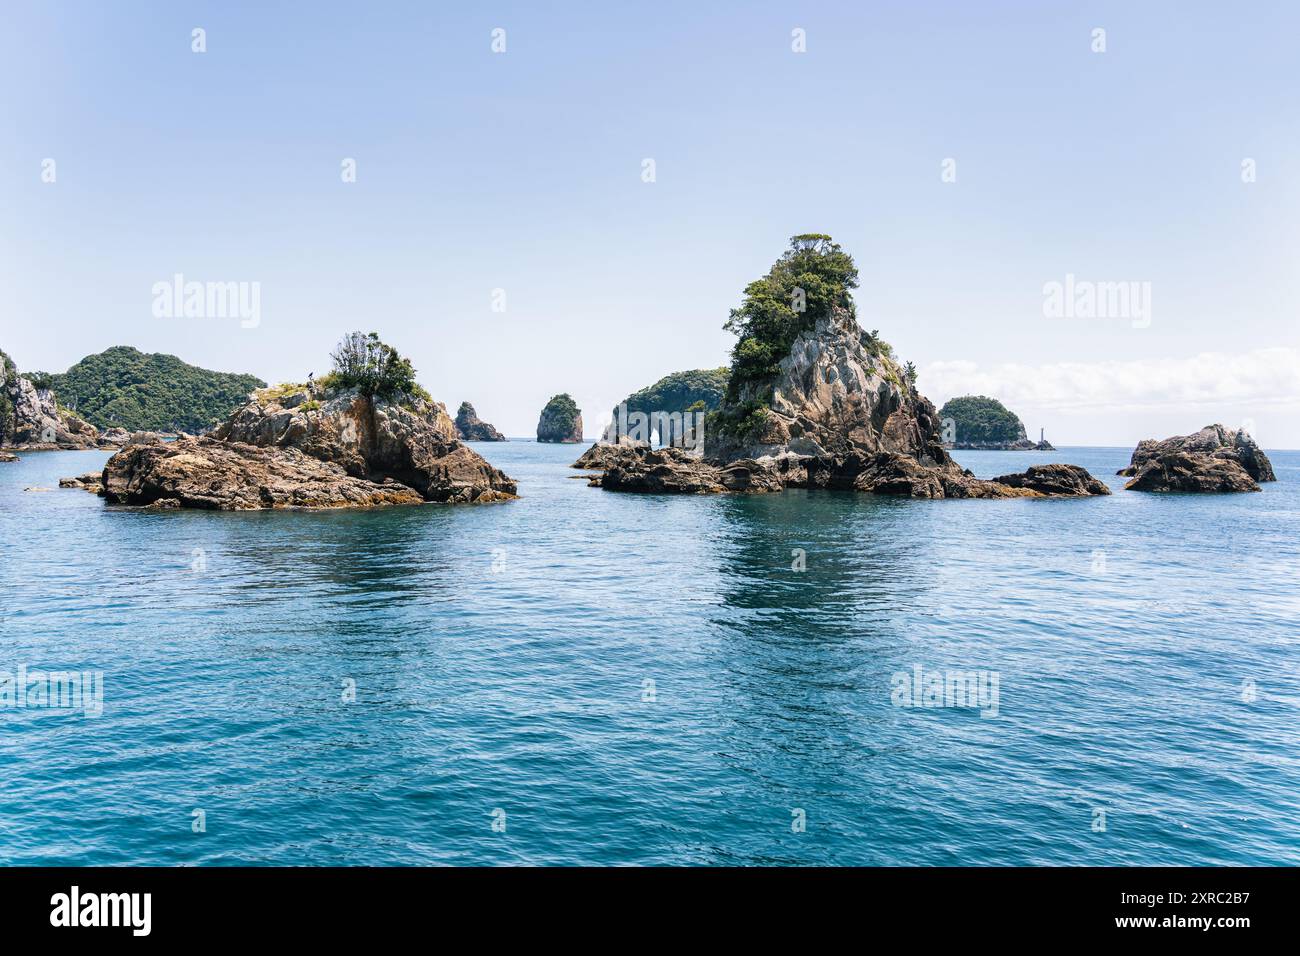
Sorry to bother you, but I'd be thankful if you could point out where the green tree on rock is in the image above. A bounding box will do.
[327,332,419,399]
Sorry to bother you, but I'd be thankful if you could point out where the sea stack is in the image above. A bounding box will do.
[586,234,1109,499]
[454,402,507,441]
[537,394,583,443]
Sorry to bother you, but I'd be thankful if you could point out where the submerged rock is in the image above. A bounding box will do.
[1119,425,1274,493]
[454,402,507,442]
[59,472,105,494]
[101,382,516,510]
[537,394,583,443]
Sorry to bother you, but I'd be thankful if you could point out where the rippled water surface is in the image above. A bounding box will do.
[1,443,1297,865]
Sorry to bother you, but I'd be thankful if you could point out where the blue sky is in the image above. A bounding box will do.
[3,1,1298,444]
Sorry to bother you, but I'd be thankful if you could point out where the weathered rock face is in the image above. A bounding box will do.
[454,402,507,442]
[101,383,516,510]
[1119,425,1274,493]
[537,394,583,443]
[571,437,650,470]
[590,306,1110,500]
[589,448,1111,499]
[1124,452,1260,493]
[989,464,1111,497]
[1,375,100,449]
[711,308,950,466]
[101,438,428,510]
[97,427,132,446]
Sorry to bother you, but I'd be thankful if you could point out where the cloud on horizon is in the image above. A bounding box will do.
[920,348,1300,413]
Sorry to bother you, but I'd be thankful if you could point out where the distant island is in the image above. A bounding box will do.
[455,402,506,441]
[28,346,265,433]
[617,368,727,419]
[937,395,1053,450]
[537,394,583,443]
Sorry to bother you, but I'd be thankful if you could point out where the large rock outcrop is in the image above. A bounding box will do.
[587,307,1109,500]
[1119,425,1275,493]
[101,439,428,510]
[537,394,583,443]
[454,402,507,442]
[99,383,516,510]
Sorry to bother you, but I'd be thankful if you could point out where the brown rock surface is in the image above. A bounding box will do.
[1120,425,1274,492]
[101,382,516,510]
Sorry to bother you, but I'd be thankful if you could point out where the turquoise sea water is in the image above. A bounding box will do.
[1,442,1297,866]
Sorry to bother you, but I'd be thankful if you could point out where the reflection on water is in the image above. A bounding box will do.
[0,443,1297,864]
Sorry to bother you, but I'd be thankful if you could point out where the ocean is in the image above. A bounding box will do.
[1,442,1296,865]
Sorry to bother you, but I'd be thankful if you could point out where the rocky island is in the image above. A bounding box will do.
[86,333,516,510]
[537,394,583,443]
[580,235,1110,499]
[1119,425,1275,493]
[454,402,507,441]
[938,395,1053,450]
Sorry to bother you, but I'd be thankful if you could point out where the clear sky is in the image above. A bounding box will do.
[3,1,1298,445]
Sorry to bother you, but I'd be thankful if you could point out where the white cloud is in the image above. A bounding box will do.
[920,348,1300,412]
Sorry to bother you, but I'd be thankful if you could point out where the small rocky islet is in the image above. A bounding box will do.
[1118,424,1275,493]
[573,235,1110,499]
[537,394,583,443]
[95,382,517,510]
[454,402,507,442]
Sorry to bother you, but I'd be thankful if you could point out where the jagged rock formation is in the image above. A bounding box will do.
[99,382,516,510]
[572,437,650,470]
[591,446,1110,499]
[454,402,507,442]
[537,394,583,443]
[101,440,429,510]
[937,395,1052,450]
[587,304,1109,499]
[1119,425,1275,493]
